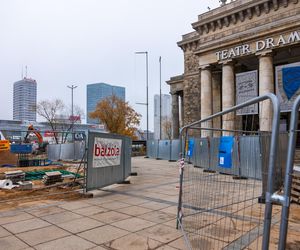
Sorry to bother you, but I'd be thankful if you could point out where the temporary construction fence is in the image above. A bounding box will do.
[86,131,132,191]
[47,141,86,161]
[177,94,286,250]
[277,94,300,250]
[147,139,181,161]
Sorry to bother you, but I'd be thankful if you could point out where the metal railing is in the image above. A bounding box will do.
[277,95,300,250]
[177,94,281,250]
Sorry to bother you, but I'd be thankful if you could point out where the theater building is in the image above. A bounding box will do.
[167,0,300,138]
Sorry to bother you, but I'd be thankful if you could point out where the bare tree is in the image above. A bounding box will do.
[35,99,84,144]
[162,117,173,140]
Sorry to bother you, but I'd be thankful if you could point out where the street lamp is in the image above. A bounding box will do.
[159,56,162,140]
[135,51,149,140]
[67,85,78,132]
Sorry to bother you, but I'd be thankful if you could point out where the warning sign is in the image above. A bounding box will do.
[0,140,10,151]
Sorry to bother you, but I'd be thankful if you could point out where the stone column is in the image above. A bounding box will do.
[212,72,221,137]
[258,52,274,131]
[180,93,184,127]
[171,92,180,139]
[222,61,235,135]
[200,66,213,137]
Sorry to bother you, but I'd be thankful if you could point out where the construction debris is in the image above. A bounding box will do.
[17,181,33,190]
[42,171,63,185]
[0,179,15,189]
[5,170,25,184]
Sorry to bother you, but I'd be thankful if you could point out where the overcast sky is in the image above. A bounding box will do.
[0,0,219,131]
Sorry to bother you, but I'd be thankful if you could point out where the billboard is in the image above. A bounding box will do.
[276,62,300,112]
[92,137,122,168]
[235,70,258,115]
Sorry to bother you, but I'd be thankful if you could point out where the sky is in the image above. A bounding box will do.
[0,0,220,131]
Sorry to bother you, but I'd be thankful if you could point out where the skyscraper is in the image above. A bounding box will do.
[86,83,125,124]
[13,78,37,121]
[154,94,172,139]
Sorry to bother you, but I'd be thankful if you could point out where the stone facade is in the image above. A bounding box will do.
[167,0,300,138]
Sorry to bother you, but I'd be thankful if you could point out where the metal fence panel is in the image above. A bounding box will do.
[123,136,132,178]
[158,140,171,160]
[278,95,300,250]
[47,142,85,161]
[192,138,210,168]
[239,136,262,179]
[177,94,281,250]
[170,139,181,161]
[86,131,132,191]
[147,140,158,159]
[209,137,220,172]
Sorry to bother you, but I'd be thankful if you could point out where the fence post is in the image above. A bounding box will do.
[169,140,172,161]
[262,95,280,250]
[278,95,300,250]
[156,139,160,160]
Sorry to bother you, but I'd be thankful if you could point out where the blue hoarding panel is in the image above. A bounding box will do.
[187,139,195,157]
[10,144,32,154]
[218,136,234,168]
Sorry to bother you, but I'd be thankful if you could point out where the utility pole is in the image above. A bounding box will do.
[159,56,162,140]
[135,51,149,140]
[67,85,78,132]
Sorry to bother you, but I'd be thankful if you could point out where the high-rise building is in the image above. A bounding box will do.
[154,94,172,139]
[86,83,125,124]
[13,78,37,121]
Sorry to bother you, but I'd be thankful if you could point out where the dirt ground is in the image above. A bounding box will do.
[0,160,85,212]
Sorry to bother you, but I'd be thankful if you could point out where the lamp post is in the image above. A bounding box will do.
[67,85,78,133]
[159,56,162,140]
[135,51,149,140]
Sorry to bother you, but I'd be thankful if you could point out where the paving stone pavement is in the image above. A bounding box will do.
[0,157,188,250]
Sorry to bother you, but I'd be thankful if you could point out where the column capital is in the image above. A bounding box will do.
[255,49,273,57]
[199,64,211,70]
[170,90,178,96]
[219,59,235,66]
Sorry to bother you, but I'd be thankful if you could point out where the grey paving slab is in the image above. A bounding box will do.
[99,201,132,210]
[16,225,70,246]
[3,218,50,234]
[58,200,92,210]
[167,237,190,250]
[0,226,12,238]
[163,219,178,228]
[78,225,130,245]
[27,206,66,217]
[34,235,96,250]
[137,224,182,243]
[89,246,107,250]
[57,217,104,234]
[85,196,115,206]
[91,211,131,224]
[0,235,29,250]
[116,205,152,216]
[0,212,34,225]
[160,206,178,215]
[72,205,107,216]
[120,197,149,205]
[105,233,163,250]
[41,211,82,224]
[111,217,156,232]
[156,245,180,250]
[138,210,176,224]
[139,201,172,210]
